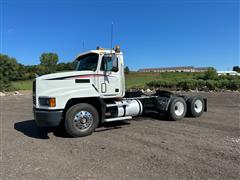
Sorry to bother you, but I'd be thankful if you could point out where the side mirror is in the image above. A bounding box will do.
[112,55,118,72]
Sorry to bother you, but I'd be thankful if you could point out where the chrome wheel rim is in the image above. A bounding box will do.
[73,111,93,131]
[174,102,185,116]
[194,100,203,113]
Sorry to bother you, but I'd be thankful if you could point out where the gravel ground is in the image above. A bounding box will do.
[0,92,239,180]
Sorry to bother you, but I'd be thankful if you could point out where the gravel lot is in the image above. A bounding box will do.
[0,92,239,180]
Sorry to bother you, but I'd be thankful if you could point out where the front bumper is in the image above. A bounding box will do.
[33,108,63,127]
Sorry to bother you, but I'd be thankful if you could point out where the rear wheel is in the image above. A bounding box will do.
[65,103,99,137]
[169,97,187,121]
[187,95,204,117]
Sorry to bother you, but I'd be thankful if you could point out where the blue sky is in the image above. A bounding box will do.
[0,0,239,70]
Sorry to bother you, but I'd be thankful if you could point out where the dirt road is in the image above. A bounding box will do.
[0,92,239,180]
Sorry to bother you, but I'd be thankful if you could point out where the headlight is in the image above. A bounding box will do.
[39,97,56,107]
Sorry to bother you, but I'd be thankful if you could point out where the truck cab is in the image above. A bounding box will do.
[75,48,126,98]
[33,46,207,137]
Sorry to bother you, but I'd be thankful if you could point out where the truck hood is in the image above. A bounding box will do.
[37,71,96,80]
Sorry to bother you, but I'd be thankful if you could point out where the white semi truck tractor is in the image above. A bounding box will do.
[33,46,207,137]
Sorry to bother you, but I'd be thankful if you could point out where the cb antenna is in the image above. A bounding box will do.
[110,21,114,54]
[82,40,85,52]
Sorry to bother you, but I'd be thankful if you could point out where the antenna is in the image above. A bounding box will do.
[110,21,114,54]
[82,40,85,52]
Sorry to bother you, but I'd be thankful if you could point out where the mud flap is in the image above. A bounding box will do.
[204,98,207,112]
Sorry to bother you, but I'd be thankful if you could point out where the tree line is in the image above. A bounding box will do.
[0,53,75,91]
[0,52,238,92]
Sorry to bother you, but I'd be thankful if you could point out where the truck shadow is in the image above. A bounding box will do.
[14,114,171,139]
[14,120,69,139]
[141,113,171,121]
[96,121,130,133]
[14,120,131,139]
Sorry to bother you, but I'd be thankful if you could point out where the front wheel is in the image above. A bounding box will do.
[65,103,99,137]
[169,97,187,121]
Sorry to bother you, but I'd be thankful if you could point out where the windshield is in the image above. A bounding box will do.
[76,53,99,71]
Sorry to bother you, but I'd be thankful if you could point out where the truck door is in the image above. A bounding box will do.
[98,54,121,97]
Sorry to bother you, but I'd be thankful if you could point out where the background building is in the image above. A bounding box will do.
[138,66,210,73]
[217,71,240,76]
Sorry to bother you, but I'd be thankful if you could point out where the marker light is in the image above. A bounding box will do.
[49,98,56,107]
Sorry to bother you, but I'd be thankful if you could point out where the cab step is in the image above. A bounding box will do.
[104,116,132,122]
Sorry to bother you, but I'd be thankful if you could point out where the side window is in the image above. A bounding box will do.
[100,56,118,72]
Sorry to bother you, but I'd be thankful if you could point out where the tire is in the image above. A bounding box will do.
[187,95,204,117]
[169,97,187,121]
[65,103,99,137]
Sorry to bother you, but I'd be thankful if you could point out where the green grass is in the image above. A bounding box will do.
[125,72,158,89]
[125,72,204,89]
[12,80,33,90]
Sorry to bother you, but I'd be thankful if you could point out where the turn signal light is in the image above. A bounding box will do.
[49,98,56,107]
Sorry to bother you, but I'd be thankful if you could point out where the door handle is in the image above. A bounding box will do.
[101,83,107,93]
